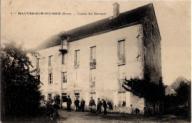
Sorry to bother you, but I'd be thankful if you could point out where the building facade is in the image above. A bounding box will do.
[33,3,161,111]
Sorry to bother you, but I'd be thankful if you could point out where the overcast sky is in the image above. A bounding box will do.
[1,0,191,85]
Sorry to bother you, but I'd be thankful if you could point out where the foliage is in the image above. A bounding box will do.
[1,42,42,117]
[122,77,165,103]
[164,79,191,116]
[175,80,191,105]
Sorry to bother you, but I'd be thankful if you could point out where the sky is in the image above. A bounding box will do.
[1,0,191,85]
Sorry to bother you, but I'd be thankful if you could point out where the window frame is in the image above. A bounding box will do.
[61,54,66,65]
[48,93,52,100]
[48,55,53,66]
[48,73,53,84]
[90,46,96,69]
[36,58,40,69]
[117,39,126,66]
[74,49,80,68]
[89,70,96,88]
[61,72,67,83]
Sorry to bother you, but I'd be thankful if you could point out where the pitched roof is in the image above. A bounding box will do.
[37,3,160,50]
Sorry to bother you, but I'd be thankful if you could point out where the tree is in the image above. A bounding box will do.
[1,42,42,118]
[122,77,165,114]
[175,81,190,106]
[164,78,191,116]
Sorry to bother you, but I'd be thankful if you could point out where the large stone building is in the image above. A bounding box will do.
[33,3,161,110]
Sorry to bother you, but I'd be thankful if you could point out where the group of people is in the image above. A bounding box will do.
[46,98,60,120]
[89,97,108,115]
[65,96,111,115]
[43,95,141,119]
[66,95,86,112]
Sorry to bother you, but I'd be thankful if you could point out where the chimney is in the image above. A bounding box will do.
[113,2,120,18]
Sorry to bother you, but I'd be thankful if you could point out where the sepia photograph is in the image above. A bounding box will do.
[0,0,191,123]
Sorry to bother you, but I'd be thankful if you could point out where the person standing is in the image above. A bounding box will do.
[107,100,113,110]
[102,99,107,115]
[130,104,134,114]
[53,99,59,119]
[96,98,102,114]
[89,97,96,112]
[67,95,72,111]
[74,97,80,111]
[80,99,85,112]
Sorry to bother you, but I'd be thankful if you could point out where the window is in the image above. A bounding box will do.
[61,54,66,65]
[118,72,126,93]
[90,70,96,88]
[118,79,125,93]
[61,93,68,102]
[36,58,40,69]
[36,58,40,74]
[48,73,53,84]
[61,72,67,83]
[90,46,96,69]
[74,50,80,68]
[48,56,52,66]
[48,93,52,100]
[74,93,80,98]
[117,40,126,65]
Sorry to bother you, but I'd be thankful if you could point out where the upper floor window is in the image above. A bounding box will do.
[61,54,66,65]
[90,46,96,69]
[61,72,67,83]
[36,58,40,74]
[36,58,40,69]
[48,56,52,66]
[74,50,80,68]
[117,40,126,65]
[90,70,96,89]
[48,73,53,84]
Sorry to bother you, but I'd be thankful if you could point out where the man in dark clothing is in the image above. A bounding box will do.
[74,97,80,111]
[46,99,53,117]
[107,100,113,110]
[89,97,96,112]
[54,95,61,109]
[80,99,85,112]
[102,99,107,115]
[67,96,72,111]
[97,98,102,114]
[53,100,59,119]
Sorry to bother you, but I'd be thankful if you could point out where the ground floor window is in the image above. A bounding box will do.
[118,93,126,107]
[61,93,68,102]
[74,93,80,98]
[48,93,52,100]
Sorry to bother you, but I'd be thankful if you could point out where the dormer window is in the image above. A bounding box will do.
[59,39,68,54]
[59,38,68,65]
